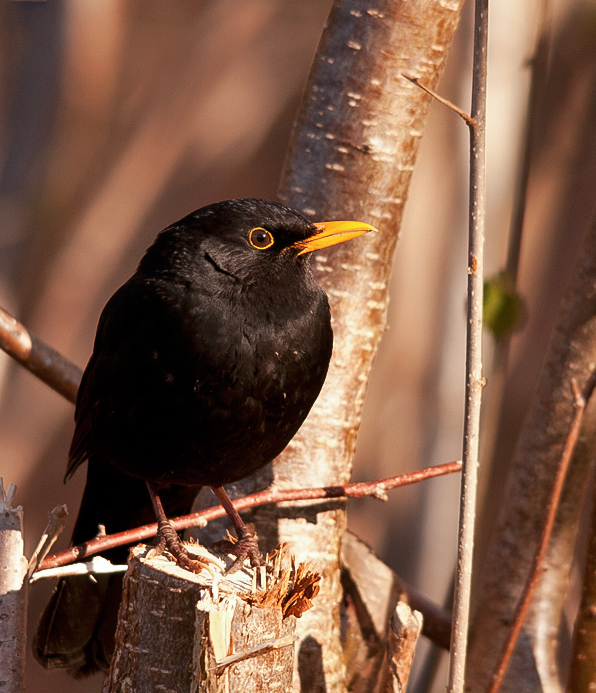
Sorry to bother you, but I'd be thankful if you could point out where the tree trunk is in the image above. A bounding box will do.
[208,3,466,690]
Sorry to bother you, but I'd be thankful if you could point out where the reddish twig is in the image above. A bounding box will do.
[38,460,461,571]
[0,305,82,404]
[486,376,596,693]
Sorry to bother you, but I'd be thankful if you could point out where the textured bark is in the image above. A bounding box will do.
[214,1,465,690]
[467,214,596,692]
[567,471,596,693]
[103,546,297,693]
[0,483,28,693]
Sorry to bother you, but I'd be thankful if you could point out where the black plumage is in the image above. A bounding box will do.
[34,198,373,677]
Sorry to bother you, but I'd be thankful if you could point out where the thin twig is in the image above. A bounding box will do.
[402,75,477,127]
[476,0,551,583]
[211,633,299,671]
[27,503,69,580]
[447,1,488,691]
[485,376,596,693]
[38,461,462,571]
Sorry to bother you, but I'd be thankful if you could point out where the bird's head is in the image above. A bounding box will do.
[139,198,376,284]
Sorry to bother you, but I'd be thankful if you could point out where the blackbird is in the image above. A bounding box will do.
[34,198,374,677]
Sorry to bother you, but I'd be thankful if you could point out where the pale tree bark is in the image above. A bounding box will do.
[467,212,596,692]
[340,532,427,693]
[210,1,466,690]
[0,482,28,693]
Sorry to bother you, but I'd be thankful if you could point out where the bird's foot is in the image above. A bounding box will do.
[213,529,265,574]
[153,519,219,574]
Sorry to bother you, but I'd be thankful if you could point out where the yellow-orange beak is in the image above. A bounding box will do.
[293,220,377,255]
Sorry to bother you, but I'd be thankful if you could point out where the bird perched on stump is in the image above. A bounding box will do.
[34,198,374,677]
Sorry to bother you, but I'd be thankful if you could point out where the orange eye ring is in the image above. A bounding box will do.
[248,227,274,250]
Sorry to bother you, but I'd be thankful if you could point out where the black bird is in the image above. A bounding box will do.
[34,198,374,677]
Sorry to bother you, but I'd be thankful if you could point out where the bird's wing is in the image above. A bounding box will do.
[65,361,95,481]
[65,281,143,482]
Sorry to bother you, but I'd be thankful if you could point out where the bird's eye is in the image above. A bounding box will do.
[248,227,274,250]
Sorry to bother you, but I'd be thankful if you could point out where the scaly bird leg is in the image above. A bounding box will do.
[210,484,264,572]
[146,482,218,573]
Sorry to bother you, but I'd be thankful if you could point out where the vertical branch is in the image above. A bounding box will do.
[504,0,549,285]
[0,481,28,693]
[447,1,488,691]
[474,0,551,579]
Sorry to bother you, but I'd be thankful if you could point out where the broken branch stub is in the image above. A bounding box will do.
[0,481,29,693]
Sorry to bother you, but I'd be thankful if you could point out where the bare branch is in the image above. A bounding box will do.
[30,556,127,583]
[387,602,424,693]
[38,461,462,571]
[468,210,596,692]
[27,504,68,580]
[447,1,488,691]
[402,75,477,127]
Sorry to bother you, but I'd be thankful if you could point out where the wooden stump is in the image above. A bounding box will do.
[103,544,318,692]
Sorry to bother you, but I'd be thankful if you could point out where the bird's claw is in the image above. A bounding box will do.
[155,519,219,575]
[213,530,264,573]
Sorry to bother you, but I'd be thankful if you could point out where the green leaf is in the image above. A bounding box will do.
[483,272,525,339]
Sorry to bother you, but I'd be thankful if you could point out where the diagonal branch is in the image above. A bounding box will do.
[38,461,461,571]
[0,305,82,404]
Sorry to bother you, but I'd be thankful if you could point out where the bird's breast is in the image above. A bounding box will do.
[100,280,332,486]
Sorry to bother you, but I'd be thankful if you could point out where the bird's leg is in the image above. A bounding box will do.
[210,485,265,572]
[146,482,217,573]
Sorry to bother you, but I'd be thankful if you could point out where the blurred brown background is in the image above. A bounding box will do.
[2,0,594,690]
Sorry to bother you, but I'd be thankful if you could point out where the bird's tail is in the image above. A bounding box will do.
[33,456,199,677]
